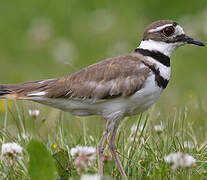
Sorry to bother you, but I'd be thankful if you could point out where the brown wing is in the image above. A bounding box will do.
[0,53,150,100]
[45,52,150,99]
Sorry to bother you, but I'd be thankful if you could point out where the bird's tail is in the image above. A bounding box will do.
[0,84,13,97]
[0,79,56,100]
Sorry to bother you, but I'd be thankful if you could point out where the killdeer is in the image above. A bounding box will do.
[0,20,205,178]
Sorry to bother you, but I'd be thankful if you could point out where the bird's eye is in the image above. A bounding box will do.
[162,26,175,36]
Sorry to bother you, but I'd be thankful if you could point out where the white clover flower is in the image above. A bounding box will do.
[81,174,101,180]
[28,109,40,118]
[70,145,96,159]
[164,152,196,169]
[154,124,164,133]
[70,145,96,171]
[1,142,23,163]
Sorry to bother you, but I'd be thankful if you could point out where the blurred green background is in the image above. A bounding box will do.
[0,1,207,179]
[0,0,207,127]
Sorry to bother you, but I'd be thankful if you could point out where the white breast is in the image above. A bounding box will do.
[145,56,171,80]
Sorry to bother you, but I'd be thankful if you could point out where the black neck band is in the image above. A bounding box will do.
[134,48,170,67]
[141,61,169,89]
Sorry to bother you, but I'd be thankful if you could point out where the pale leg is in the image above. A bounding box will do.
[97,130,108,176]
[109,126,127,179]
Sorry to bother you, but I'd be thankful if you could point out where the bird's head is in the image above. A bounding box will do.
[138,20,205,57]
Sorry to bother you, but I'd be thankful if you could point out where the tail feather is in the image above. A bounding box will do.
[0,85,12,96]
[0,79,56,99]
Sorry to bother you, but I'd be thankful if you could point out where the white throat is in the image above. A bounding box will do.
[138,39,182,57]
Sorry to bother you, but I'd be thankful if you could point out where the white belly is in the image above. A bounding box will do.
[32,73,163,118]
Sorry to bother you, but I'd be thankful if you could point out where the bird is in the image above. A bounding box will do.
[0,20,205,178]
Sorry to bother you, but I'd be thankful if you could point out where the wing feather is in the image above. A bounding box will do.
[45,53,150,99]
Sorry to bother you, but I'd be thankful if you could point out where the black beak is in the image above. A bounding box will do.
[183,35,205,46]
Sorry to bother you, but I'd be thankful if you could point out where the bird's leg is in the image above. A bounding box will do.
[109,126,127,179]
[97,130,108,176]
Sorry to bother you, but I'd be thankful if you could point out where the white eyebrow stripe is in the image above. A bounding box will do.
[148,24,173,33]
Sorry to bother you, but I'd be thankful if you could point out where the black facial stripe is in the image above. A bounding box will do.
[142,61,169,89]
[134,48,170,67]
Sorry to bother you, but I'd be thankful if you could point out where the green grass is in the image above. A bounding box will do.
[0,98,207,179]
